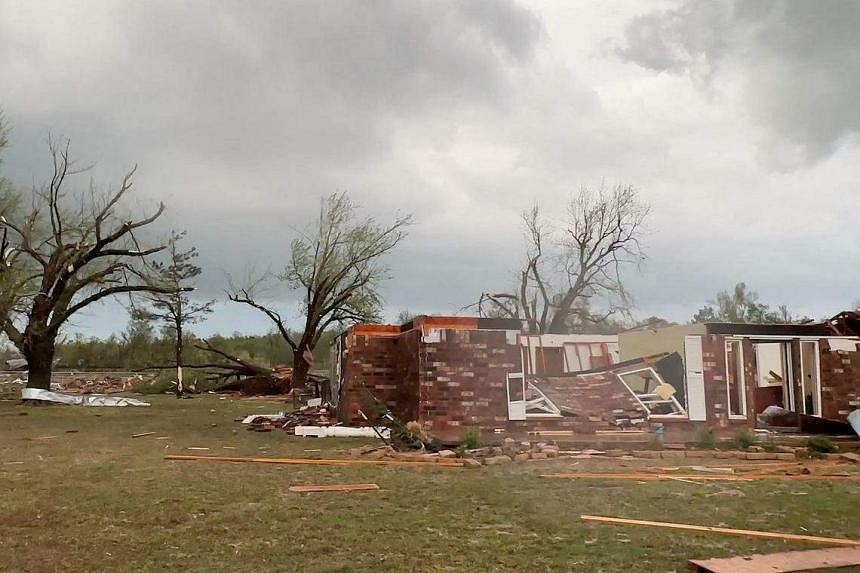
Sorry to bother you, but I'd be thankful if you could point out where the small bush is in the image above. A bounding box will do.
[461,428,480,450]
[807,436,837,454]
[762,442,779,453]
[735,429,757,450]
[694,426,716,449]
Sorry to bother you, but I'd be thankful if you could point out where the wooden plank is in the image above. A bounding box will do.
[164,454,463,468]
[131,432,156,438]
[689,546,860,573]
[289,483,380,493]
[542,473,860,481]
[581,515,860,547]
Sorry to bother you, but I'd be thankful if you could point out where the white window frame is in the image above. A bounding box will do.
[725,338,748,419]
[523,382,562,418]
[617,367,686,418]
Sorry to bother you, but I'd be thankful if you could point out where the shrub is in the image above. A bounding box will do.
[694,426,716,449]
[461,428,480,450]
[807,436,837,454]
[735,429,757,450]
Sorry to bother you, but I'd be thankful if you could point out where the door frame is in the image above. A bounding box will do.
[724,338,748,419]
[799,340,822,417]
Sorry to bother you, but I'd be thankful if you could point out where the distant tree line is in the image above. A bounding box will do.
[47,317,338,375]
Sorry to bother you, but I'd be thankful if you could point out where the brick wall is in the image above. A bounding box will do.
[818,340,860,420]
[699,335,757,429]
[337,330,420,424]
[416,329,518,440]
[416,329,660,441]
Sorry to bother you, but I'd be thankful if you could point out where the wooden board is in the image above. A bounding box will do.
[690,546,860,572]
[164,454,463,468]
[289,483,379,493]
[543,473,860,482]
[581,515,860,547]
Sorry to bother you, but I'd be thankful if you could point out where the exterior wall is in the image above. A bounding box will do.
[337,329,420,424]
[699,334,757,429]
[417,329,518,440]
[619,324,706,362]
[818,339,860,420]
[416,329,657,441]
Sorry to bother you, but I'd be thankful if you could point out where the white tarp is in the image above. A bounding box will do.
[21,388,150,407]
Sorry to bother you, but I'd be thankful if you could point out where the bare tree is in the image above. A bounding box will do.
[0,135,179,389]
[213,192,412,389]
[133,230,213,396]
[479,185,649,334]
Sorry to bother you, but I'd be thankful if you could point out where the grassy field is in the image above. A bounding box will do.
[1,394,858,572]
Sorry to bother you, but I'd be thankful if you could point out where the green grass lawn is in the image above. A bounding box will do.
[1,394,858,572]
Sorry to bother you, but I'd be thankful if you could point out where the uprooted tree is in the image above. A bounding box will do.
[203,192,412,390]
[0,132,179,390]
[478,185,649,334]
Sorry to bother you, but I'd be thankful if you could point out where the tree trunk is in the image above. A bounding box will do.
[292,352,310,391]
[22,337,56,391]
[175,322,184,398]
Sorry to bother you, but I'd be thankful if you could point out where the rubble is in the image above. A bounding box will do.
[50,372,151,394]
[242,403,338,434]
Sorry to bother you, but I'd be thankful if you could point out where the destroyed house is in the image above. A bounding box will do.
[331,315,680,441]
[619,319,860,434]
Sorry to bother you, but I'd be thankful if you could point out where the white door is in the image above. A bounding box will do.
[684,336,707,421]
[506,373,526,421]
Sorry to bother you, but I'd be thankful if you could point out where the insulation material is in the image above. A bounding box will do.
[21,388,150,406]
[828,339,859,352]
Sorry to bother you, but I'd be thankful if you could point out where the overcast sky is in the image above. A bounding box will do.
[2,0,858,338]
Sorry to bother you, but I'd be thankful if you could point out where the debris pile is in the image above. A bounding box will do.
[51,373,149,394]
[242,403,335,434]
[0,377,25,400]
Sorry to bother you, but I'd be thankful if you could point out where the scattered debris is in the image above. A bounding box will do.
[240,404,335,434]
[690,466,734,474]
[165,454,463,468]
[50,372,150,394]
[581,515,860,547]
[288,483,380,493]
[21,388,150,407]
[707,489,745,497]
[690,546,860,573]
[132,432,156,438]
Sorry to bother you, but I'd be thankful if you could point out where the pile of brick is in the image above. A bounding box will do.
[244,404,335,434]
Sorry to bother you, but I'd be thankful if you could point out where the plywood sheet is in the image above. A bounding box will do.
[690,547,860,572]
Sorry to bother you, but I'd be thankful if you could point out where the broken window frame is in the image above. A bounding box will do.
[523,380,562,418]
[506,371,563,420]
[617,367,687,418]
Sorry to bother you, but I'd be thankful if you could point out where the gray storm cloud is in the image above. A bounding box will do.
[617,0,860,167]
[1,1,858,337]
